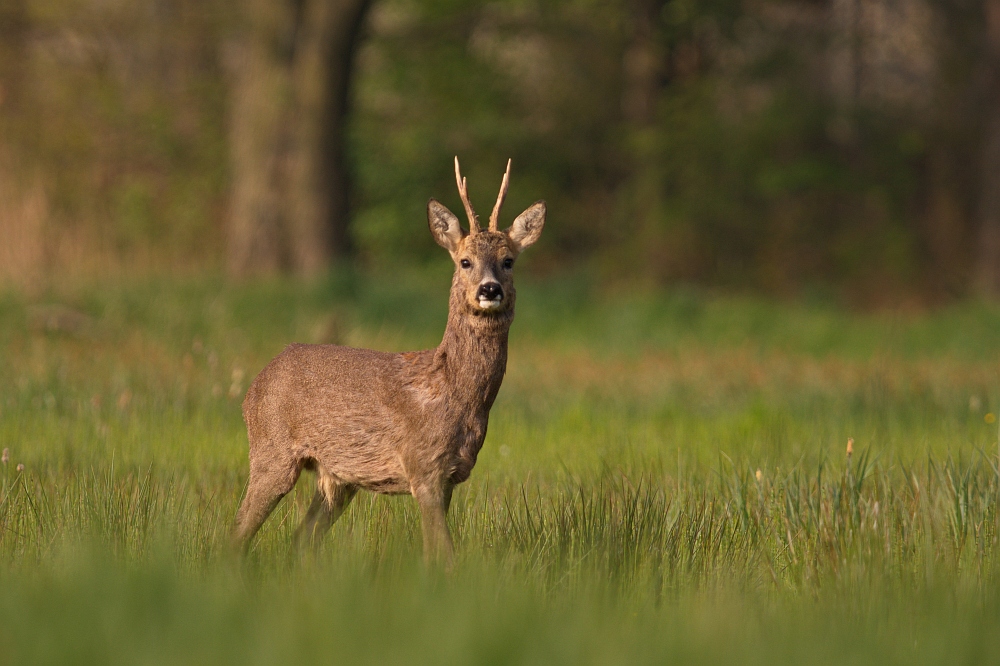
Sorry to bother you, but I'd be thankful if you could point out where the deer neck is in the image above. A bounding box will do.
[435,284,513,410]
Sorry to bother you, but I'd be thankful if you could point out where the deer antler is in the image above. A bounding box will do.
[489,159,511,232]
[454,156,479,235]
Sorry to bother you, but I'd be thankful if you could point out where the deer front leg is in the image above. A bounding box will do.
[412,480,454,567]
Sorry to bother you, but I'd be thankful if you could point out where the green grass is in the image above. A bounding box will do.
[1,273,1000,664]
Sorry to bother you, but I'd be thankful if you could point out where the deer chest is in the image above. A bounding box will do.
[446,417,488,484]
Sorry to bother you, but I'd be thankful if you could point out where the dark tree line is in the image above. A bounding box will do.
[2,0,1000,300]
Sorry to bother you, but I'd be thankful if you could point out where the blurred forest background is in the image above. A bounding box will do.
[1,0,1000,304]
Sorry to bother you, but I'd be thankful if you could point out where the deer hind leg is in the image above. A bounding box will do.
[294,469,357,549]
[233,457,302,551]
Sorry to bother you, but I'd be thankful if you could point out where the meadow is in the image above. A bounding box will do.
[1,270,1000,664]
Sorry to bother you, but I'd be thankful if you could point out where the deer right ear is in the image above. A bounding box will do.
[427,199,465,252]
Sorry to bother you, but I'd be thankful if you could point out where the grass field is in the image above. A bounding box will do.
[2,271,1000,664]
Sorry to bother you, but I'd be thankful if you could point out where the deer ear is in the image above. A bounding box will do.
[507,201,545,252]
[427,199,465,252]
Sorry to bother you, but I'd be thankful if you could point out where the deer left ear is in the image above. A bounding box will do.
[428,199,465,252]
[507,201,545,252]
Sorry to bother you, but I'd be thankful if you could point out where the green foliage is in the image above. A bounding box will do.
[351,0,627,264]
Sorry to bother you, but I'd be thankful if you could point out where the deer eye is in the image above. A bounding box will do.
[502,258,514,269]
[460,259,472,269]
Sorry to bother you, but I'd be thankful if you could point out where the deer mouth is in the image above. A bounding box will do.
[477,296,504,311]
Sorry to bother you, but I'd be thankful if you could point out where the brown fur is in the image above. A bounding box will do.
[233,162,545,563]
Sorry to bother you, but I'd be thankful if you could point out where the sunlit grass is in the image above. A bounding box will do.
[1,274,999,663]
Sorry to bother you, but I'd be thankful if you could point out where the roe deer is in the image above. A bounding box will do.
[234,157,545,563]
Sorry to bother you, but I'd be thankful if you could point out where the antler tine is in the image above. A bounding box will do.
[489,158,511,231]
[454,156,479,234]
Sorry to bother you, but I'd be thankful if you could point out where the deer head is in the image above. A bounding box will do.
[427,157,545,315]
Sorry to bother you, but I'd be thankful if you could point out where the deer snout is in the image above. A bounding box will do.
[477,282,504,303]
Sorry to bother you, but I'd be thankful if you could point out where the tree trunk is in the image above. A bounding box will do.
[621,0,663,127]
[828,0,862,107]
[621,0,670,278]
[286,0,372,273]
[224,0,296,276]
[975,0,1000,295]
[0,0,28,114]
[225,0,373,278]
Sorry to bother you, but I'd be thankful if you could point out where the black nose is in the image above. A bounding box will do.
[477,282,504,301]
